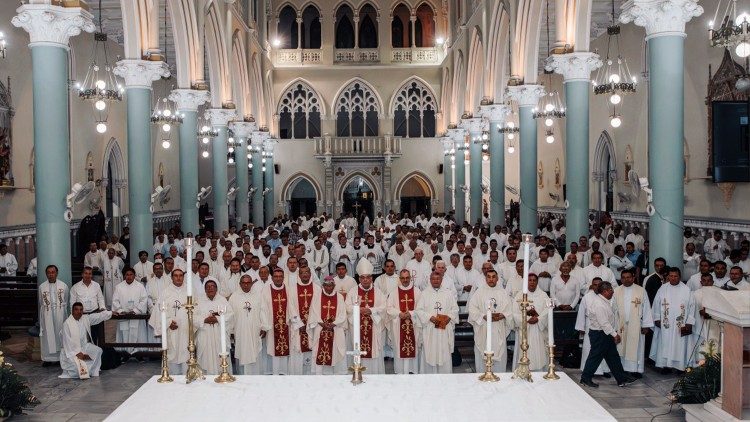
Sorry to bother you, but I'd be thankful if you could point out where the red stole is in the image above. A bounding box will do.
[315,293,338,366]
[358,287,375,359]
[297,283,314,353]
[398,287,417,359]
[271,287,290,356]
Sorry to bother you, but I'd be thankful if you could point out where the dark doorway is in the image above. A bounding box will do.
[399,175,431,217]
[342,178,374,222]
[289,178,317,219]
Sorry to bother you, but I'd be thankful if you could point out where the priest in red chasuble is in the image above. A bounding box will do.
[386,268,422,374]
[346,258,387,373]
[309,275,348,375]
[287,266,319,375]
[260,268,293,375]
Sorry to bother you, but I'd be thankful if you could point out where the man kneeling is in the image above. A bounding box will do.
[60,302,113,379]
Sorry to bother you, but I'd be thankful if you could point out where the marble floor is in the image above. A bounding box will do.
[1,331,685,422]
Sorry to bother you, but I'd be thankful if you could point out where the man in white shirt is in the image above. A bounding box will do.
[0,243,18,277]
[454,255,483,302]
[582,252,616,294]
[682,243,701,282]
[703,230,729,263]
[112,268,149,355]
[405,248,432,291]
[107,234,128,260]
[83,242,102,272]
[375,259,399,296]
[686,259,712,292]
[724,266,750,290]
[133,250,154,283]
[625,227,645,252]
[550,261,581,310]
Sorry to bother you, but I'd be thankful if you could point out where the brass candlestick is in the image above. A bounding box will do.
[157,349,173,383]
[478,351,500,382]
[185,296,205,383]
[214,354,236,383]
[543,345,559,380]
[512,293,533,382]
[349,360,366,385]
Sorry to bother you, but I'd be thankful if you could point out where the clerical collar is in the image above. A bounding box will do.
[359,284,373,292]
[322,289,337,297]
[271,283,285,290]
[398,283,413,290]
[298,279,312,286]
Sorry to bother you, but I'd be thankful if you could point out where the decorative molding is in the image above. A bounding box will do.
[441,136,454,151]
[545,52,603,82]
[12,4,95,48]
[169,89,210,112]
[229,121,258,139]
[205,108,237,127]
[114,59,170,89]
[479,104,511,123]
[505,85,545,108]
[250,130,270,146]
[263,139,277,153]
[459,117,484,134]
[620,0,703,39]
[446,127,466,144]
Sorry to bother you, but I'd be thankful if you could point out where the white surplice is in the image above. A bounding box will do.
[148,283,191,374]
[385,283,422,374]
[229,284,266,375]
[59,311,113,378]
[469,284,514,373]
[112,280,149,354]
[415,287,458,374]
[195,294,234,375]
[613,284,654,373]
[650,282,696,371]
[287,280,320,375]
[101,256,125,308]
[575,291,609,375]
[308,289,348,375]
[260,282,292,375]
[39,280,69,362]
[512,289,550,371]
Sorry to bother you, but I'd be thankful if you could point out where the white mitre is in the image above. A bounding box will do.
[356,257,374,276]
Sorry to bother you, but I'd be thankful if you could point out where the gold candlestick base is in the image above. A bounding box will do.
[349,361,367,385]
[157,349,173,383]
[512,294,533,383]
[185,297,205,384]
[543,345,560,380]
[478,351,500,382]
[214,354,236,383]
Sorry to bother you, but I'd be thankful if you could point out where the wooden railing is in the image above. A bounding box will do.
[314,135,402,156]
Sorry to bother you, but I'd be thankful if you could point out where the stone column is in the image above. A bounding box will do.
[263,139,277,224]
[460,117,485,225]
[480,104,511,228]
[250,131,269,226]
[229,121,257,225]
[170,89,210,236]
[546,52,602,251]
[12,4,95,284]
[114,60,170,265]
[205,108,237,233]
[506,85,545,234]
[441,137,454,214]
[621,0,702,268]
[447,127,467,225]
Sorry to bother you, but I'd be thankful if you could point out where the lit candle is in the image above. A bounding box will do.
[185,238,193,297]
[485,299,492,354]
[547,299,555,346]
[352,297,361,358]
[160,301,168,351]
[219,308,227,357]
[522,238,531,294]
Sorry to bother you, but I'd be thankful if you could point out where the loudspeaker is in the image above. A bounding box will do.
[438,164,443,174]
[274,164,280,174]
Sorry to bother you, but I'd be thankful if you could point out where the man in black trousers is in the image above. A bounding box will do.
[580,281,637,388]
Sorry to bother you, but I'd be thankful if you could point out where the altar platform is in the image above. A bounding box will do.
[106,372,615,422]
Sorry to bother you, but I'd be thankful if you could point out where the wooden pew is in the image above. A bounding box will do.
[0,278,39,328]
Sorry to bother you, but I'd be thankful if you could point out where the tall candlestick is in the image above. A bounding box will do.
[485,300,492,353]
[185,237,194,297]
[352,298,361,357]
[160,301,168,351]
[547,299,555,345]
[521,234,532,294]
[219,308,227,357]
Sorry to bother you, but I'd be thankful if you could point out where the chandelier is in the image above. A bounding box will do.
[533,0,565,142]
[498,101,519,153]
[592,0,637,128]
[710,0,750,57]
[151,1,182,149]
[76,0,123,134]
[227,131,236,164]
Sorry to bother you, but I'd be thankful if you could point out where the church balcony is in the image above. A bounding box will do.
[274,49,322,66]
[313,135,402,158]
[391,47,439,64]
[334,48,379,64]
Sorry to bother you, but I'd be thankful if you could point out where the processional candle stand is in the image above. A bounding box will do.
[157,301,173,383]
[347,296,366,385]
[478,299,499,382]
[184,237,205,383]
[214,308,236,383]
[543,299,560,380]
[512,233,534,382]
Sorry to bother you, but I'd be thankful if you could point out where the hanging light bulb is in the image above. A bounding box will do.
[608,73,621,84]
[481,133,488,140]
[202,137,209,144]
[228,146,235,154]
[262,166,267,172]
[482,154,489,161]
[545,130,555,144]
[201,125,210,132]
[96,122,107,133]
[544,103,554,112]
[609,94,622,105]
[610,115,622,128]
[162,123,171,133]
[451,164,456,169]
[228,157,235,164]
[162,139,171,149]
[507,133,515,140]
[247,153,252,159]
[545,118,554,127]
[202,150,209,158]
[262,158,267,164]
[95,80,106,90]
[248,162,253,169]
[507,145,515,154]
[482,143,488,151]
[736,41,750,57]
[95,100,106,111]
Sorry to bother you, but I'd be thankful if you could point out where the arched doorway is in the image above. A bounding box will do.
[398,173,433,217]
[593,131,617,217]
[289,178,317,218]
[103,138,125,235]
[342,177,374,221]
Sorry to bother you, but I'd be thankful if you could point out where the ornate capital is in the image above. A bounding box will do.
[479,104,511,123]
[229,121,258,139]
[12,4,95,48]
[505,85,545,108]
[264,139,277,153]
[545,52,602,82]
[446,128,466,144]
[250,130,270,146]
[459,117,485,134]
[169,89,210,112]
[205,108,237,127]
[620,0,703,39]
[114,59,170,89]
[441,136,454,151]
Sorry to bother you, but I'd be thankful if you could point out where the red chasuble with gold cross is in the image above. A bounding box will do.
[359,287,375,359]
[398,287,417,358]
[315,293,338,366]
[297,283,314,353]
[271,287,290,357]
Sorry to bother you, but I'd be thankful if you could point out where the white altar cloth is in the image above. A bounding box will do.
[106,372,614,422]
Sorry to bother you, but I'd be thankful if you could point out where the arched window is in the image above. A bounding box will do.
[278,81,322,139]
[391,3,412,48]
[335,4,355,48]
[358,3,378,48]
[336,79,380,137]
[301,5,321,49]
[415,3,435,47]
[277,5,298,49]
[393,78,437,138]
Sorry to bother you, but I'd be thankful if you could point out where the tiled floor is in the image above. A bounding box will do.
[1,331,685,421]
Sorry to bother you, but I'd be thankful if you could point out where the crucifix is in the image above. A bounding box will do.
[299,289,313,308]
[400,294,413,311]
[322,299,335,321]
[352,201,362,218]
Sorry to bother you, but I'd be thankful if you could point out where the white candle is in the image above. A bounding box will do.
[352,298,361,355]
[185,239,193,297]
[160,302,168,351]
[485,300,492,353]
[547,299,555,346]
[219,309,227,357]
[522,240,531,294]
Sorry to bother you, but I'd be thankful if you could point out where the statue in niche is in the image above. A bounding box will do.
[86,153,94,182]
[623,145,633,184]
[0,78,14,187]
[554,158,561,188]
[158,163,165,187]
[537,161,544,188]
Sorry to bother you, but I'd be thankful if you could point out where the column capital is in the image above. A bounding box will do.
[205,108,237,127]
[250,130,271,146]
[229,121,258,138]
[169,89,210,112]
[479,104,511,123]
[459,117,485,134]
[441,136,454,151]
[545,52,602,82]
[620,0,703,39]
[114,59,170,89]
[12,4,95,48]
[446,127,466,145]
[263,139,277,153]
[505,85,545,108]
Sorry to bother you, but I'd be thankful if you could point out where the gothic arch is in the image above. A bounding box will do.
[231,31,252,118]
[485,2,510,102]
[102,137,126,183]
[204,2,231,106]
[394,171,435,201]
[337,171,380,201]
[277,78,324,139]
[389,76,438,138]
[388,75,438,114]
[511,0,544,83]
[592,131,617,180]
[281,172,323,201]
[465,26,484,112]
[277,78,327,116]
[450,50,465,124]
[166,0,203,87]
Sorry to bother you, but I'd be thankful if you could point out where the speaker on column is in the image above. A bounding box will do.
[438,164,443,174]
[274,164,280,175]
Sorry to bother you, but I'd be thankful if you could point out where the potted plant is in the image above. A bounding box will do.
[0,351,40,419]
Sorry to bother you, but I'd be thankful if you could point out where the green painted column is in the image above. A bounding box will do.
[546,53,602,251]
[170,89,209,236]
[441,137,454,214]
[250,131,268,226]
[462,117,485,225]
[447,128,466,225]
[621,0,702,268]
[114,60,170,266]
[230,122,256,225]
[13,5,95,284]
[507,85,545,235]
[481,104,511,228]
[206,109,236,233]
[264,139,276,224]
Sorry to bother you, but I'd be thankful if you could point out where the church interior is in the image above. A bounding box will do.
[0,0,749,421]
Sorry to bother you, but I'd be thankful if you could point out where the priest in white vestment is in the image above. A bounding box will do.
[59,302,112,379]
[346,259,387,374]
[650,268,696,371]
[260,268,293,374]
[576,278,609,375]
[405,248,432,291]
[512,274,550,371]
[308,275,348,375]
[196,279,234,375]
[330,235,354,275]
[229,275,266,375]
[415,272,459,374]
[454,255,483,303]
[149,269,191,375]
[581,252,616,295]
[0,244,18,276]
[218,258,243,298]
[375,259,399,297]
[112,268,149,355]
[386,269,422,374]
[287,266,319,375]
[529,249,558,293]
[612,269,653,375]
[309,238,330,280]
[101,248,125,308]
[333,263,357,300]
[133,251,154,283]
[688,273,721,366]
[469,269,514,373]
[39,265,69,363]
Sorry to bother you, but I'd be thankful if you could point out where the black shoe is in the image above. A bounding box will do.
[630,372,643,379]
[41,361,56,368]
[618,376,638,387]
[580,379,599,388]
[660,367,672,375]
[602,372,612,378]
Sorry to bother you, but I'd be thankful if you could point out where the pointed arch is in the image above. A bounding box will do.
[335,3,355,49]
[333,78,384,137]
[281,172,323,201]
[120,0,159,59]
[358,2,379,48]
[485,2,510,102]
[390,76,437,138]
[439,67,452,133]
[204,2,231,106]
[250,53,266,127]
[301,4,322,49]
[593,130,617,180]
[465,26,484,113]
[167,0,203,87]
[391,2,412,48]
[450,50,465,124]
[277,78,324,139]
[414,2,435,47]
[277,4,298,49]
[511,0,544,83]
[394,171,436,200]
[231,31,252,118]
[337,171,380,201]
[102,137,126,183]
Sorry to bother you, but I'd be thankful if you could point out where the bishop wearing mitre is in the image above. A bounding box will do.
[469,269,514,373]
[196,279,234,375]
[287,266,320,375]
[415,271,459,374]
[229,275,267,375]
[260,268,293,375]
[308,276,348,375]
[386,268,422,374]
[512,273,550,371]
[612,269,653,377]
[346,258,387,374]
[148,269,190,375]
